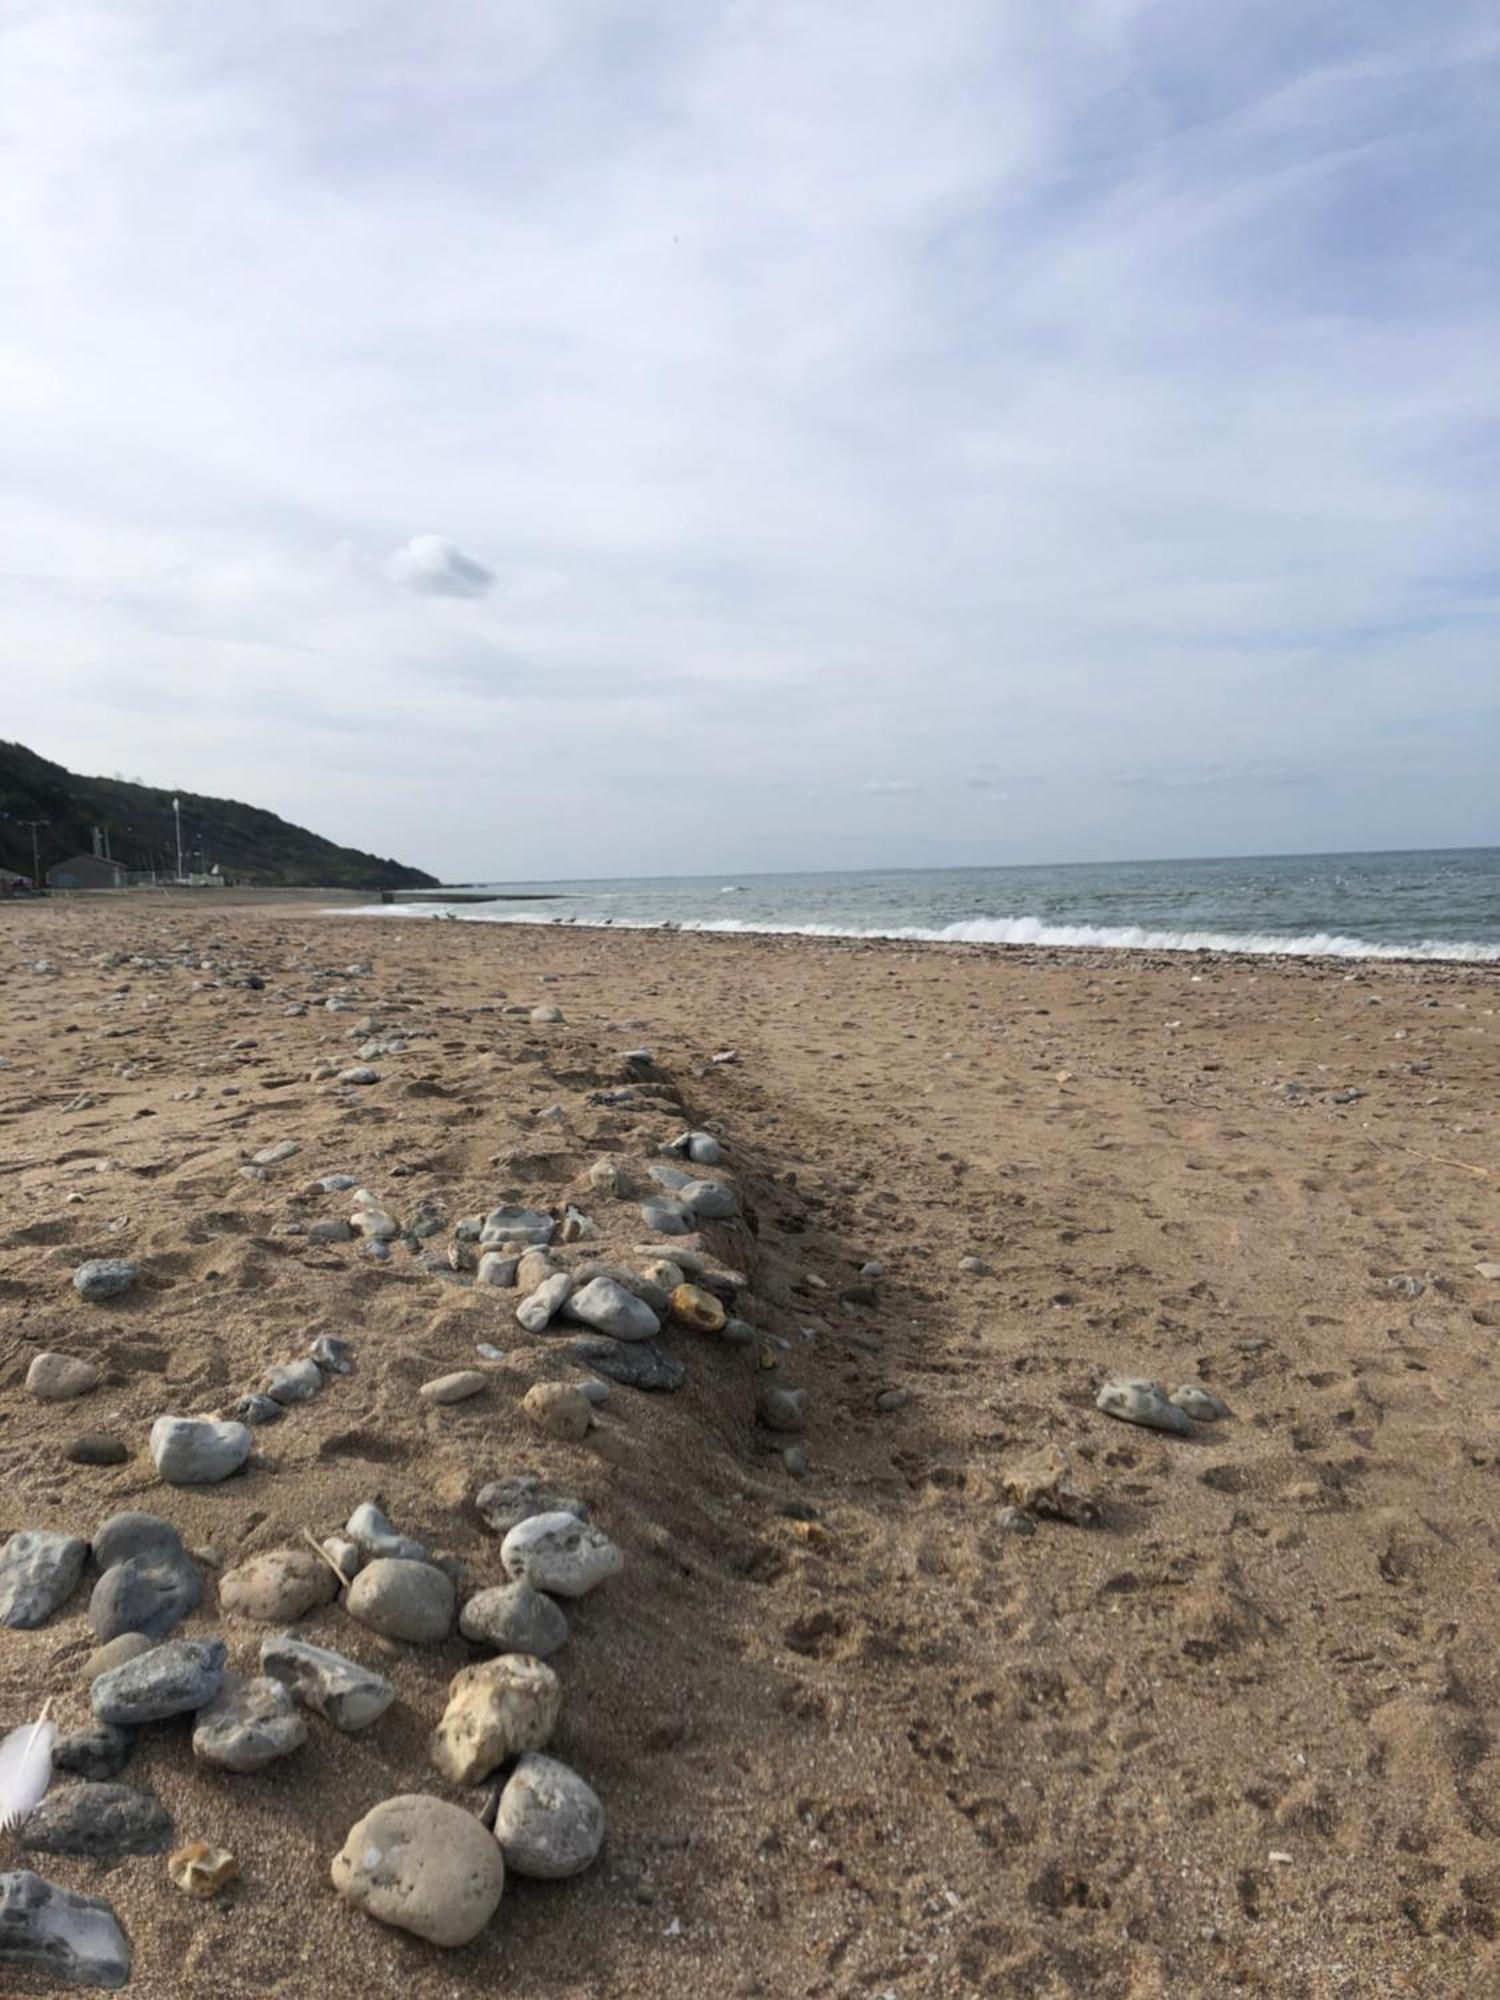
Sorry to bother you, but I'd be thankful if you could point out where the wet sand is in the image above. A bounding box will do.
[2,898,1498,1998]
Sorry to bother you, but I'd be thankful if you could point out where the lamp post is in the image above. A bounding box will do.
[173,797,183,884]
[20,818,47,889]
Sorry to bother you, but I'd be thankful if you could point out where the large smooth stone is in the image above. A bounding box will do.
[345,1559,454,1644]
[500,1513,622,1598]
[458,1579,568,1657]
[515,1274,574,1334]
[91,1513,183,1571]
[26,1353,101,1402]
[566,1338,685,1393]
[258,1633,395,1731]
[678,1177,738,1219]
[481,1206,555,1247]
[1095,1378,1194,1437]
[92,1638,227,1725]
[521,1382,594,1440]
[149,1417,251,1484]
[639,1200,693,1236]
[429,1655,561,1784]
[219,1549,337,1622]
[21,1784,172,1861]
[72,1260,137,1303]
[0,1870,132,1989]
[192,1674,307,1772]
[494,1753,604,1879]
[0,1530,87,1630]
[264,1359,323,1405]
[88,1555,202,1643]
[331,1794,504,1947]
[565,1277,660,1342]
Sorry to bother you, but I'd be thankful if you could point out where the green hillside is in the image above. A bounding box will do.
[0,740,438,891]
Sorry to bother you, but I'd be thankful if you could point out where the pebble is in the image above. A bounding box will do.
[310,1334,356,1373]
[52,1724,132,1783]
[192,1673,308,1772]
[874,1387,910,1413]
[337,1065,379,1085]
[21,1784,173,1860]
[566,1338,685,1393]
[219,1549,338,1622]
[0,1529,88,1629]
[495,1753,604,1879]
[516,1273,574,1333]
[331,1793,505,1948]
[258,1633,395,1731]
[1476,1261,1500,1281]
[345,1558,455,1643]
[88,1549,202,1644]
[516,1247,561,1291]
[420,1370,490,1405]
[522,1382,595,1440]
[477,1251,519,1287]
[25,1352,101,1401]
[757,1386,809,1434]
[351,1207,398,1240]
[678,1177,738,1219]
[0,1869,133,1987]
[168,1842,240,1899]
[482,1206,556,1247]
[149,1416,252,1484]
[265,1358,324,1404]
[252,1140,300,1166]
[64,1433,130,1466]
[958,1256,993,1276]
[997,1505,1038,1536]
[322,1535,363,1581]
[1095,1378,1194,1437]
[345,1501,427,1561]
[231,1392,284,1425]
[501,1513,623,1598]
[567,1276,661,1341]
[83,1632,157,1684]
[459,1579,569,1656]
[640,1199,693,1235]
[475,1342,505,1362]
[669,1283,726,1332]
[1170,1384,1231,1422]
[92,1638,228,1725]
[587,1157,629,1196]
[475,1478,587,1537]
[72,1258,138,1303]
[429,1654,562,1783]
[530,1004,563,1023]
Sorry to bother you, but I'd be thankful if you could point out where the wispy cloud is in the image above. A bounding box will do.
[0,0,1496,874]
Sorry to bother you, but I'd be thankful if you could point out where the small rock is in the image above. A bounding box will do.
[1475,1261,1500,1281]
[149,1416,252,1485]
[21,1784,172,1861]
[587,1157,629,1196]
[996,1505,1038,1536]
[345,1501,427,1561]
[567,1276,661,1342]
[252,1140,300,1167]
[640,1200,693,1236]
[88,1551,202,1643]
[26,1353,102,1402]
[678,1177,737,1219]
[475,1478,586,1537]
[782,1443,809,1476]
[430,1654,561,1784]
[495,1753,604,1879]
[958,1256,993,1276]
[0,1529,88,1629]
[0,1870,132,1989]
[500,1513,622,1598]
[331,1793,504,1948]
[219,1549,338,1622]
[82,1633,156,1684]
[874,1387,910,1412]
[192,1673,307,1772]
[73,1259,138,1303]
[669,1283,725,1332]
[167,1842,239,1899]
[310,1334,356,1373]
[231,1393,284,1426]
[258,1633,395,1731]
[52,1725,131,1783]
[351,1207,398,1241]
[482,1206,556,1247]
[64,1433,129,1466]
[516,1273,574,1334]
[264,1358,323,1405]
[530,1004,563,1023]
[92,1637,228,1725]
[322,1535,363,1581]
[459,1579,568,1656]
[521,1383,595,1441]
[757,1386,809,1434]
[420,1370,489,1405]
[1095,1378,1193,1437]
[1000,1443,1098,1525]
[476,1251,519,1287]
[345,1558,455,1644]
[337,1066,379,1086]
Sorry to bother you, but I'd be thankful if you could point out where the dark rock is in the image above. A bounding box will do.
[52,1726,132,1783]
[565,1338,685,1393]
[475,1477,587,1537]
[64,1436,130,1467]
[91,1638,227,1725]
[88,1555,202,1643]
[91,1512,184,1572]
[21,1784,172,1861]
[0,1531,88,1630]
[0,1870,131,1989]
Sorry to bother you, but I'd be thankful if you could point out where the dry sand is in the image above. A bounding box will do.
[2,897,1499,1998]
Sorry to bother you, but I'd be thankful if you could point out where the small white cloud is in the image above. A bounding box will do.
[386,534,494,599]
[862,779,917,795]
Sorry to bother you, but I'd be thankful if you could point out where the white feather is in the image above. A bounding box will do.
[0,1714,57,1831]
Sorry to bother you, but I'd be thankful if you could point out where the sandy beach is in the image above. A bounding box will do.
[3,896,1499,1999]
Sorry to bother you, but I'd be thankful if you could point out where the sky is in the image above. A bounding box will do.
[1,0,1497,881]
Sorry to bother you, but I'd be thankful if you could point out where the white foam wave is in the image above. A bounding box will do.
[351,902,1500,963]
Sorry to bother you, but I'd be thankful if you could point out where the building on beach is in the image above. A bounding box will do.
[45,853,128,890]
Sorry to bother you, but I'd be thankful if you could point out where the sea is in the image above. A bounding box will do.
[363,848,1500,964]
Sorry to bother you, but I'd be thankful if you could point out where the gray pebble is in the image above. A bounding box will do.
[72,1259,138,1303]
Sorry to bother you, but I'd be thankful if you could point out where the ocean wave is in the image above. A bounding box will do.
[352,902,1500,963]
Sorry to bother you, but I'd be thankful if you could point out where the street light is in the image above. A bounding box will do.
[173,797,183,883]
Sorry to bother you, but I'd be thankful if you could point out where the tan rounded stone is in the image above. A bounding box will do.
[26,1352,102,1401]
[331,1793,504,1946]
[429,1654,561,1785]
[218,1549,339,1623]
[669,1283,726,1332]
[521,1382,594,1441]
